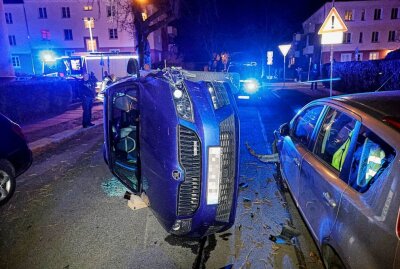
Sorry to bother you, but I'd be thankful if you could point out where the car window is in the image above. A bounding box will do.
[293,105,324,147]
[314,108,357,172]
[348,126,395,193]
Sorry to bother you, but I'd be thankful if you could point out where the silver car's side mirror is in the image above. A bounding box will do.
[279,122,290,136]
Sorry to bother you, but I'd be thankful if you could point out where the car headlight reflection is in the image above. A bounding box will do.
[171,81,194,122]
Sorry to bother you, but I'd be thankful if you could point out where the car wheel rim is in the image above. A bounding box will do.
[0,170,11,201]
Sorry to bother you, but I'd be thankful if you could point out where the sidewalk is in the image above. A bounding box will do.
[22,102,104,157]
[264,81,345,98]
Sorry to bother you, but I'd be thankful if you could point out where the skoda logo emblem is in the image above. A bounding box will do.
[172,170,181,180]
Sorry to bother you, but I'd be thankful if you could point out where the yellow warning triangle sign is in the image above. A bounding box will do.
[318,7,348,34]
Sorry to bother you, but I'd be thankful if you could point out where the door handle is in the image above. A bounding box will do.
[323,192,337,208]
[293,158,300,167]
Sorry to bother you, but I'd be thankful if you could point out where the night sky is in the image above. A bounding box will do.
[176,0,340,62]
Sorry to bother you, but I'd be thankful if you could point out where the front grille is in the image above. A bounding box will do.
[216,115,236,222]
[177,126,201,216]
[212,82,230,109]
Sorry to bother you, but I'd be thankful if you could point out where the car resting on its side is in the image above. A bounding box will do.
[103,68,240,237]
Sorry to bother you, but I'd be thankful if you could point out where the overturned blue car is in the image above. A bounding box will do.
[103,68,240,237]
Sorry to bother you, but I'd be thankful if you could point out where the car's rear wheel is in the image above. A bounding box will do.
[0,160,16,206]
[322,245,345,269]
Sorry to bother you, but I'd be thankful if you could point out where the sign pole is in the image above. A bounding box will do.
[330,44,333,97]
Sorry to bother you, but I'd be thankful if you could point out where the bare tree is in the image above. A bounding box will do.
[100,0,181,68]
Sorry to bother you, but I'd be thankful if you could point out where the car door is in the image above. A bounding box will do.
[280,105,324,199]
[299,106,359,243]
[104,82,141,193]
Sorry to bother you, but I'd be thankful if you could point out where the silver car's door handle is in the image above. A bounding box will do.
[293,158,300,167]
[323,192,337,208]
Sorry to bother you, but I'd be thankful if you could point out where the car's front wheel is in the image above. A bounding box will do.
[0,160,16,206]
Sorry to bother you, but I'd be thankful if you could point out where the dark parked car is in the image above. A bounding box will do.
[274,91,400,269]
[0,113,32,206]
[103,69,240,237]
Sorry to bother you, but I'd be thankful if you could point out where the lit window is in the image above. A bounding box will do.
[344,10,353,21]
[84,17,95,29]
[41,30,51,40]
[109,28,118,39]
[85,38,97,52]
[64,29,73,40]
[11,55,20,68]
[388,30,396,42]
[391,8,398,19]
[5,12,13,24]
[39,7,47,19]
[107,5,116,17]
[62,7,71,18]
[340,53,352,62]
[142,12,148,21]
[8,35,16,46]
[369,52,379,60]
[343,32,352,44]
[374,8,382,20]
[371,31,379,43]
[84,5,93,11]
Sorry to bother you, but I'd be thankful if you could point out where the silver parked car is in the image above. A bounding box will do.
[274,91,400,269]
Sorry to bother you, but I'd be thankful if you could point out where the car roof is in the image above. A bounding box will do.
[322,91,400,120]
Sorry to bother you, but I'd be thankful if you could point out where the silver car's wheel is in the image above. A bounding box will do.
[0,161,16,206]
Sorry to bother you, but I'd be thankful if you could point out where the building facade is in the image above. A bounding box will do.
[293,0,400,67]
[3,0,176,75]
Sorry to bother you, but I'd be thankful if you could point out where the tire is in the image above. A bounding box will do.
[0,160,16,206]
[322,245,346,269]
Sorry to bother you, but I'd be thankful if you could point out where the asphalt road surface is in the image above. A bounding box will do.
[0,87,325,269]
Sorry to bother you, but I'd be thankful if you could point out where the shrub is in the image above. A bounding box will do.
[322,59,400,93]
[0,78,73,123]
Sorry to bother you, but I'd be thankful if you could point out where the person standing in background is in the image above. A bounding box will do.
[80,74,95,128]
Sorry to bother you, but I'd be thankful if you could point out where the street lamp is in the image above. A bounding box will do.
[278,44,291,88]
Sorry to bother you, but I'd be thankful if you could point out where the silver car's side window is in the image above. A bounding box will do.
[348,126,395,193]
[292,105,324,147]
[314,108,357,172]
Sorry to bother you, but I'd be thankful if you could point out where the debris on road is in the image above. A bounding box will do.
[239,182,249,189]
[246,142,280,163]
[268,224,301,245]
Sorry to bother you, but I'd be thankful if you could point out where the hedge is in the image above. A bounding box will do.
[322,59,400,93]
[0,77,73,124]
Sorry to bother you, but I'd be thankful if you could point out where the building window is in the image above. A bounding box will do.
[359,32,363,43]
[109,28,118,39]
[83,5,93,11]
[41,30,51,40]
[64,29,73,40]
[344,10,353,21]
[107,5,116,17]
[39,7,47,19]
[371,31,379,43]
[369,52,379,60]
[355,52,363,61]
[85,38,97,52]
[11,55,20,68]
[8,35,16,46]
[391,8,399,19]
[340,53,352,62]
[84,17,95,29]
[343,32,352,43]
[388,30,396,42]
[5,12,13,24]
[361,9,366,21]
[62,7,71,18]
[374,8,382,20]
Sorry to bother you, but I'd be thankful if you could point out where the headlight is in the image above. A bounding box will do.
[171,81,194,122]
[207,82,219,109]
[241,79,260,94]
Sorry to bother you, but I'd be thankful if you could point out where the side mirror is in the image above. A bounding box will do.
[279,122,290,136]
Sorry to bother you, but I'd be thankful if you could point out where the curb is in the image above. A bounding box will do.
[29,118,103,157]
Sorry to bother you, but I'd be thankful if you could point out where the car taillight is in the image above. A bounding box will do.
[382,116,400,131]
[397,208,400,239]
[11,123,26,141]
